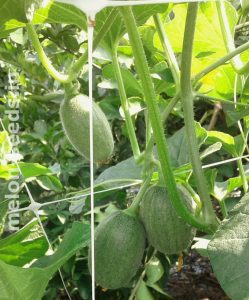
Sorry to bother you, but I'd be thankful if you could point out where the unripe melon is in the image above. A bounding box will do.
[139,185,196,255]
[60,94,114,162]
[88,210,146,289]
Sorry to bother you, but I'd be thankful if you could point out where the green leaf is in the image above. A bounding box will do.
[33,2,86,29]
[136,280,154,300]
[19,163,52,179]
[34,120,48,138]
[167,122,207,167]
[32,222,90,269]
[36,175,63,192]
[154,2,237,93]
[95,156,142,188]
[174,143,222,179]
[192,236,211,257]
[0,165,17,180]
[146,256,164,285]
[146,282,171,298]
[208,192,249,300]
[63,34,79,52]
[0,182,11,236]
[0,222,90,300]
[241,0,249,13]
[102,64,142,97]
[119,97,144,119]
[0,2,87,38]
[98,5,168,50]
[155,2,237,57]
[240,75,249,128]
[0,219,48,266]
[213,174,249,201]
[0,131,11,162]
[4,4,166,51]
[0,0,46,24]
[140,25,157,55]
[226,108,249,127]
[98,96,121,120]
[214,65,236,98]
[10,28,26,45]
[201,142,222,160]
[0,260,50,300]
[206,131,237,156]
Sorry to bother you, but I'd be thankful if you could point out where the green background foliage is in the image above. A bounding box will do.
[0,0,249,299]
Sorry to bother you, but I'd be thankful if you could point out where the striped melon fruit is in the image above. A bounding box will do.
[60,94,114,162]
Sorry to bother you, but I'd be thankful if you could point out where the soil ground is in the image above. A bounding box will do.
[166,250,229,300]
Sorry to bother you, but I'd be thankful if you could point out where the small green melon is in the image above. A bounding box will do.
[88,210,146,289]
[60,94,114,162]
[139,185,196,255]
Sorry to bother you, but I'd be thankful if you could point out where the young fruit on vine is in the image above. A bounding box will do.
[88,210,146,289]
[60,94,114,162]
[139,185,196,255]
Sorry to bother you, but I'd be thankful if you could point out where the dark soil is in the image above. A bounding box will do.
[166,250,229,300]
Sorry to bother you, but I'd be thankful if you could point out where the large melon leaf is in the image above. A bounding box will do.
[0,222,90,300]
[0,0,46,24]
[208,192,249,300]
[0,1,86,38]
[0,218,48,266]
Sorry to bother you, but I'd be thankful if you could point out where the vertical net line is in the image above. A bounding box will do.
[87,17,96,300]
[3,70,72,300]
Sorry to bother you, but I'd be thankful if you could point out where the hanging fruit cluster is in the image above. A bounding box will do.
[88,184,196,290]
[58,84,196,290]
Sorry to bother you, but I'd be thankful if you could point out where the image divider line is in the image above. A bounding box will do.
[87,17,96,300]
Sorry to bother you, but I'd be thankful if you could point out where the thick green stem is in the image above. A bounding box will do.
[120,7,214,234]
[153,14,180,91]
[112,46,141,160]
[180,3,218,229]
[26,23,69,82]
[238,159,248,192]
[26,9,118,83]
[182,182,201,209]
[219,199,228,218]
[144,94,180,162]
[216,1,249,74]
[161,94,180,122]
[127,174,152,215]
[28,93,63,102]
[145,110,152,146]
